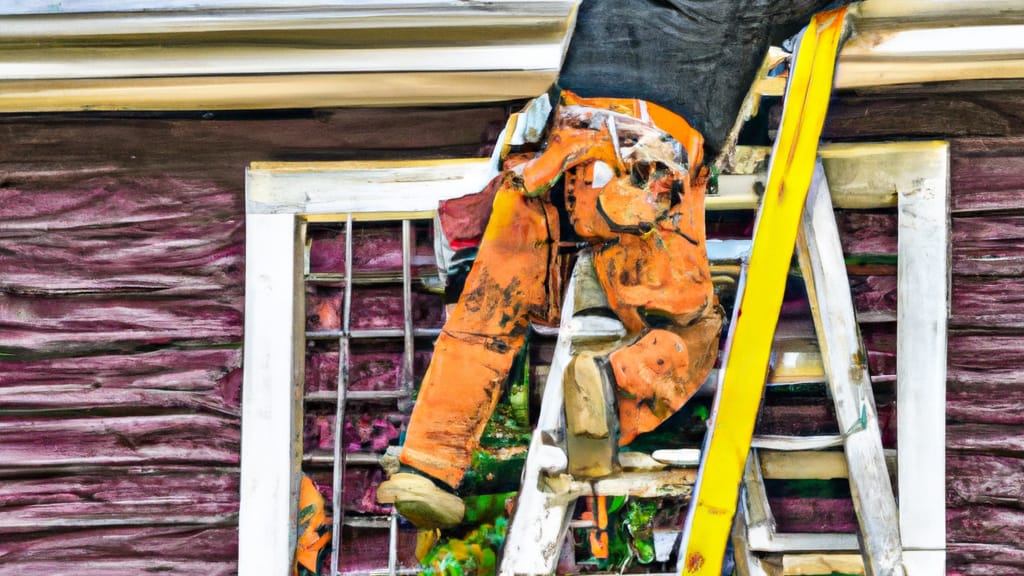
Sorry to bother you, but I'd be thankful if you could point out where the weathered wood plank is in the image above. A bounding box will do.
[952,215,1024,276]
[953,277,1024,328]
[769,497,857,534]
[850,275,897,319]
[947,454,1024,508]
[0,414,239,468]
[948,506,1024,545]
[756,404,838,437]
[950,139,1024,213]
[835,211,897,256]
[947,382,1024,426]
[948,424,1024,455]
[0,294,242,355]
[0,525,237,561]
[0,178,242,296]
[0,526,238,575]
[0,560,236,576]
[782,554,863,576]
[0,349,240,414]
[948,334,1024,384]
[239,212,302,576]
[0,107,508,184]
[0,106,510,575]
[0,466,238,532]
[756,401,896,448]
[759,451,848,480]
[247,158,496,216]
[823,92,1024,140]
[732,502,777,576]
[860,322,897,380]
[949,543,1024,576]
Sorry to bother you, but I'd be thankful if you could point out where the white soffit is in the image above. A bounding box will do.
[0,1,579,111]
[837,0,1024,89]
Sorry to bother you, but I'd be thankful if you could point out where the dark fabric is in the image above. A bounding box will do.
[560,0,855,157]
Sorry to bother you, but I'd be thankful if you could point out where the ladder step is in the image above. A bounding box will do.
[751,435,843,451]
[749,532,860,554]
[567,315,627,343]
[581,469,696,498]
[783,553,864,576]
[651,448,701,467]
[758,449,898,480]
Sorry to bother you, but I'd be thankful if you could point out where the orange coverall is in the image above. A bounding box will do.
[400,92,723,489]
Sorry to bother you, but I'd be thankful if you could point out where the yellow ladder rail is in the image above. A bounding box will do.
[678,8,848,576]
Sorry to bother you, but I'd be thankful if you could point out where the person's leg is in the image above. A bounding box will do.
[591,177,723,445]
[398,173,555,489]
[608,305,722,445]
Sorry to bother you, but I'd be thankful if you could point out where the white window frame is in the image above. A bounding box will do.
[238,139,948,574]
[238,158,501,575]
[823,142,950,575]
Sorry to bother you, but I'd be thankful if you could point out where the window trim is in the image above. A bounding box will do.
[239,158,502,574]
[240,138,949,574]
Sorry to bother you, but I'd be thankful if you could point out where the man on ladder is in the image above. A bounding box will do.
[378,91,724,530]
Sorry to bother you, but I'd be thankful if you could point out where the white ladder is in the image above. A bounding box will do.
[733,164,905,576]
[500,251,699,575]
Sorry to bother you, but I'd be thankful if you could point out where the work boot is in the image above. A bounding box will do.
[376,472,465,529]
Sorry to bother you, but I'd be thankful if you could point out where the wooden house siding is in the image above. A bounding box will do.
[824,92,1024,576]
[0,106,509,574]
[1,89,1021,574]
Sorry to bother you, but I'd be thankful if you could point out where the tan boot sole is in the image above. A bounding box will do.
[376,473,465,529]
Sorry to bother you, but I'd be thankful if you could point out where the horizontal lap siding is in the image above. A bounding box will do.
[0,106,509,571]
[825,94,1024,575]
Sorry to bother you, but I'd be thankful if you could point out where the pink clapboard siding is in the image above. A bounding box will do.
[0,105,508,571]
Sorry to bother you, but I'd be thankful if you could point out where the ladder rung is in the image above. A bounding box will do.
[751,435,843,451]
[749,531,860,553]
[757,449,898,481]
[568,316,627,343]
[783,553,865,576]
[707,238,752,262]
[651,448,701,467]
[580,469,696,498]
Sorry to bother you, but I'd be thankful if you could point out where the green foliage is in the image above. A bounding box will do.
[420,517,508,576]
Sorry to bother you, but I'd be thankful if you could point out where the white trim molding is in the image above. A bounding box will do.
[6,0,1024,113]
[241,159,501,574]
[0,1,578,112]
[837,0,1024,89]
